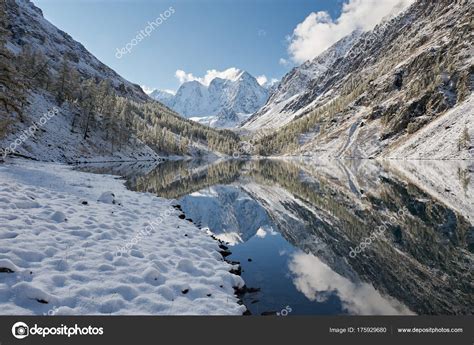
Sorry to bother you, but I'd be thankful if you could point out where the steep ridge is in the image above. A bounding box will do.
[251,0,473,160]
[8,0,148,102]
[0,0,239,162]
[242,30,363,131]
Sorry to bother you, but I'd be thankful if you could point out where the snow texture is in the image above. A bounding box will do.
[0,159,245,315]
[386,94,474,160]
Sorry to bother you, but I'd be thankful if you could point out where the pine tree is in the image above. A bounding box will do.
[19,45,36,78]
[117,101,131,150]
[32,51,51,90]
[0,1,26,121]
[96,80,112,114]
[55,58,72,104]
[68,68,81,101]
[102,95,115,136]
[80,79,97,139]
[458,126,471,151]
[19,47,51,89]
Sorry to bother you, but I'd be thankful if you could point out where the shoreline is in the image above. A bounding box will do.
[0,158,246,315]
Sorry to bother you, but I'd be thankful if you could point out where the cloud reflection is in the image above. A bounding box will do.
[288,252,414,315]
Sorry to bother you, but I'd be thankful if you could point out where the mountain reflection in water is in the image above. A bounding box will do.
[76,158,474,315]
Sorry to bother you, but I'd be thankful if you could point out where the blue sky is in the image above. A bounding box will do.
[33,0,344,92]
[33,0,412,92]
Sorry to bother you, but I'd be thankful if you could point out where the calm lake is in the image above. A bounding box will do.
[76,158,474,315]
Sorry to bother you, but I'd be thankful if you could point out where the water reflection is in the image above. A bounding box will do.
[76,158,474,315]
[179,185,272,245]
[288,252,413,315]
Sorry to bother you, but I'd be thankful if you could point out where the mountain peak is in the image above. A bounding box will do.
[149,69,269,128]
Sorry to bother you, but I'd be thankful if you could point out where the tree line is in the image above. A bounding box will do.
[0,4,240,156]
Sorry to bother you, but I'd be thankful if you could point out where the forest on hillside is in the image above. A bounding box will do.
[0,1,240,158]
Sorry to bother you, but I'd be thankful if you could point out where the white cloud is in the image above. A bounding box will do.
[256,75,268,86]
[141,85,156,95]
[162,89,176,96]
[279,57,290,66]
[175,70,197,84]
[288,252,414,315]
[256,75,279,87]
[175,67,242,86]
[288,0,415,63]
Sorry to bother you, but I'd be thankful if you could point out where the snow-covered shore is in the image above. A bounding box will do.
[0,159,245,315]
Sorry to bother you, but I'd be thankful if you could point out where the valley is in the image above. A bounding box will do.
[0,0,472,317]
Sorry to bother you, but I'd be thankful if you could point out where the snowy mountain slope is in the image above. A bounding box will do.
[384,94,474,159]
[149,89,175,108]
[10,0,147,102]
[172,80,211,117]
[0,0,238,162]
[149,70,270,128]
[242,30,363,130]
[251,0,473,160]
[1,91,161,163]
[0,0,161,162]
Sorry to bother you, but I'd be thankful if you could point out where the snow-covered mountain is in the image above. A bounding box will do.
[247,0,473,160]
[6,1,149,102]
[179,185,273,245]
[149,89,175,107]
[0,0,237,162]
[0,0,155,162]
[149,70,270,128]
[242,30,363,130]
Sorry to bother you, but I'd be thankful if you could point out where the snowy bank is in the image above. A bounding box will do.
[0,159,245,315]
[0,92,163,164]
[385,94,474,160]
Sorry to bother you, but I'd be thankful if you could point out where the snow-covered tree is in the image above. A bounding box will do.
[0,1,26,121]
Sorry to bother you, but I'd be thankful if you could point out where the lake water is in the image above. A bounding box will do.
[76,158,474,315]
